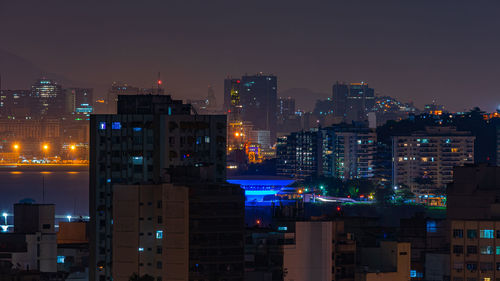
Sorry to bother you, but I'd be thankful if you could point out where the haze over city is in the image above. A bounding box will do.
[1,1,500,281]
[1,0,500,111]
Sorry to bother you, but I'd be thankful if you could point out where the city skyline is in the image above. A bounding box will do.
[1,1,500,111]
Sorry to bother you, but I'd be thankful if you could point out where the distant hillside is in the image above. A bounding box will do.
[279,88,330,112]
[0,49,81,89]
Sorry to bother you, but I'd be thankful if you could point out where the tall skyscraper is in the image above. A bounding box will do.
[207,85,216,108]
[31,78,63,116]
[332,82,349,119]
[240,74,277,141]
[89,95,227,281]
[277,97,295,122]
[223,78,242,120]
[332,82,375,123]
[346,82,375,123]
[65,88,94,115]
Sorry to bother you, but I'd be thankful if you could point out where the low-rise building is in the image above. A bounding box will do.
[356,241,411,281]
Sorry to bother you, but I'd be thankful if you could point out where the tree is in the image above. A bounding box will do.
[375,182,394,205]
[394,184,415,203]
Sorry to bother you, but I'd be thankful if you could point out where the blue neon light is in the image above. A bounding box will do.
[112,122,121,130]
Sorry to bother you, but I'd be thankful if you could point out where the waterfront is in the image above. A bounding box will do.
[0,170,88,216]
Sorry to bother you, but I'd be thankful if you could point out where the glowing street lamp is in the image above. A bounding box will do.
[12,143,20,151]
[70,145,76,151]
[67,215,72,222]
[42,143,50,161]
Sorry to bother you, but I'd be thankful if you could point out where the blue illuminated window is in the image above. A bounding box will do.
[99,122,106,130]
[132,156,143,165]
[138,247,144,252]
[277,226,288,231]
[107,179,111,183]
[410,270,416,278]
[57,256,65,263]
[426,221,437,233]
[168,107,172,115]
[133,127,142,132]
[112,122,121,130]
[480,230,494,239]
[156,230,163,239]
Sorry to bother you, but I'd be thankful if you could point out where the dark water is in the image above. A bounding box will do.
[0,171,89,216]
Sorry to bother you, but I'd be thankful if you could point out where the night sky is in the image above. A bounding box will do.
[1,0,499,111]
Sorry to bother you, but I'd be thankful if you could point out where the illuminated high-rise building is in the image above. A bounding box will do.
[0,90,36,118]
[223,78,242,120]
[89,94,228,281]
[276,124,376,180]
[332,81,375,123]
[65,88,94,116]
[31,78,63,116]
[240,74,277,141]
[392,127,475,196]
[277,97,295,122]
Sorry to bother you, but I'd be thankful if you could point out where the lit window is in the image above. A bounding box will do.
[480,245,494,255]
[132,156,143,165]
[451,148,458,152]
[138,247,144,252]
[480,230,494,239]
[156,230,163,239]
[133,127,142,132]
[99,122,106,130]
[277,226,288,231]
[57,256,65,263]
[496,246,500,255]
[112,122,121,130]
[426,221,437,233]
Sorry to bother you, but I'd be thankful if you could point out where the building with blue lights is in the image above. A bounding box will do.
[227,177,295,204]
[65,88,93,116]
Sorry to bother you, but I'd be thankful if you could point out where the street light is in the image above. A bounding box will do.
[12,143,20,151]
[67,215,72,222]
[42,144,49,162]
[70,145,76,151]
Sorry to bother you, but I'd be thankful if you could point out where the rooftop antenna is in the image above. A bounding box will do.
[157,72,162,95]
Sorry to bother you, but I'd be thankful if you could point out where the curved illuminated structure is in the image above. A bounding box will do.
[227,178,295,198]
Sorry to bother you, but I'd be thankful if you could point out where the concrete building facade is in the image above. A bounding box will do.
[392,127,474,195]
[89,95,227,281]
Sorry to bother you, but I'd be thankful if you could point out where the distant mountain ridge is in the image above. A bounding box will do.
[0,49,82,89]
